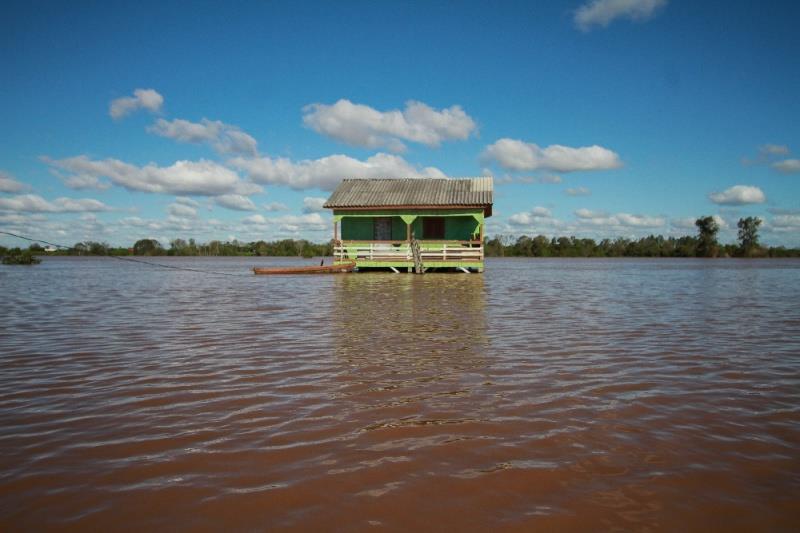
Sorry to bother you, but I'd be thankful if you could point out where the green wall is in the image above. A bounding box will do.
[341,217,373,240]
[342,215,479,241]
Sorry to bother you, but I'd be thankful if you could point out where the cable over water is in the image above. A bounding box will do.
[0,230,251,277]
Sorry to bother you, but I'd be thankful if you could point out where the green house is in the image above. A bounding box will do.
[324,177,493,272]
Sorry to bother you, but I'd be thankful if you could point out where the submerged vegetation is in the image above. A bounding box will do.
[1,249,42,265]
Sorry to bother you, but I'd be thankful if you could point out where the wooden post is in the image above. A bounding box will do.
[334,220,338,242]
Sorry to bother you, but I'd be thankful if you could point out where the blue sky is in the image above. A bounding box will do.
[1,0,799,247]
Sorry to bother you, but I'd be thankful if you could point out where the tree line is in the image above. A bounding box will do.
[3,216,799,259]
[2,238,335,258]
[484,216,800,258]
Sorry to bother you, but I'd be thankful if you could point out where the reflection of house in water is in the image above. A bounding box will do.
[324,177,493,273]
[332,273,489,374]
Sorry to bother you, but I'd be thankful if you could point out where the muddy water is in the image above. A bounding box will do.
[1,257,799,531]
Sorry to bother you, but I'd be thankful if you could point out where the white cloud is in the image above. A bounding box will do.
[505,206,667,240]
[517,174,563,184]
[712,214,729,230]
[62,174,112,190]
[45,155,261,197]
[214,194,257,211]
[0,171,28,193]
[483,138,622,173]
[670,216,696,230]
[509,206,554,226]
[242,212,328,233]
[773,159,800,174]
[771,214,800,231]
[175,196,200,207]
[0,194,111,213]
[575,0,667,31]
[230,152,445,191]
[302,99,477,152]
[263,202,289,212]
[302,196,327,213]
[574,208,664,227]
[760,144,790,156]
[615,213,666,227]
[709,185,766,205]
[565,186,591,196]
[575,208,604,219]
[167,202,197,218]
[149,118,258,156]
[109,88,164,119]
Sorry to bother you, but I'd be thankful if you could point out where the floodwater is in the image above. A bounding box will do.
[1,257,799,531]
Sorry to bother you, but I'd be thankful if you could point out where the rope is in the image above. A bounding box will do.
[0,230,251,277]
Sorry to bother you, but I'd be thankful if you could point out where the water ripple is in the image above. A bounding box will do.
[1,257,799,530]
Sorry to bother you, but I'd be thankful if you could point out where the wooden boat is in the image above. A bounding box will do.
[252,261,356,275]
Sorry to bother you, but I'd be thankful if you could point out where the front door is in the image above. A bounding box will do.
[373,217,392,240]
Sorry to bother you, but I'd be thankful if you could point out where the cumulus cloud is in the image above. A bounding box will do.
[263,202,289,212]
[508,206,554,226]
[243,212,328,233]
[773,159,800,174]
[149,118,258,156]
[505,206,667,239]
[175,196,200,207]
[670,217,694,230]
[302,99,477,152]
[770,214,800,231]
[0,171,28,193]
[575,208,605,219]
[483,138,622,173]
[709,185,766,205]
[574,208,665,227]
[565,186,591,196]
[760,144,790,156]
[302,197,327,213]
[0,194,111,213]
[109,88,164,119]
[230,152,445,191]
[167,202,197,218]
[575,0,667,31]
[45,155,261,197]
[214,194,257,211]
[62,174,112,190]
[517,174,563,184]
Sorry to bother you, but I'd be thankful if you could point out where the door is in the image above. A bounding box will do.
[422,217,445,239]
[373,217,393,240]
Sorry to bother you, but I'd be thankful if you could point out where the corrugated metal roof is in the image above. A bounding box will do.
[323,177,493,208]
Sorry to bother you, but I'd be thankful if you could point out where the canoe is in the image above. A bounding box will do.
[252,261,356,275]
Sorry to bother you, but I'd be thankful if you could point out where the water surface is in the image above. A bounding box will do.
[1,257,799,530]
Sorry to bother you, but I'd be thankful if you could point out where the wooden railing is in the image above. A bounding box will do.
[334,240,483,263]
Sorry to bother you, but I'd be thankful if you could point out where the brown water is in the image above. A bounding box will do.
[1,257,799,531]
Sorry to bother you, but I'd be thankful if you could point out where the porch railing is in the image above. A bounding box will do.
[334,240,483,263]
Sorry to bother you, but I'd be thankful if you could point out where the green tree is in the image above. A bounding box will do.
[133,239,163,256]
[737,217,762,257]
[484,236,504,257]
[695,216,719,257]
[531,235,551,257]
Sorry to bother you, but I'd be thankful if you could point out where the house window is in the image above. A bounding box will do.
[373,217,393,240]
[422,217,445,239]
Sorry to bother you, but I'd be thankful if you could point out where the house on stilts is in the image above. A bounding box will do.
[323,177,493,273]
